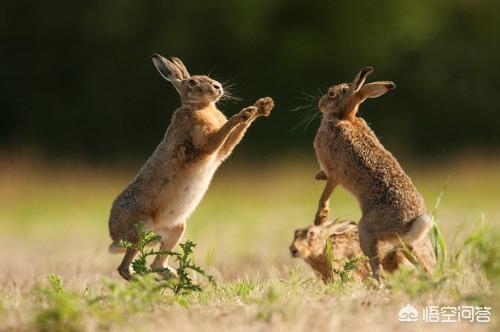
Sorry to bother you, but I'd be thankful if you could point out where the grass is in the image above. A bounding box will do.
[0,155,499,331]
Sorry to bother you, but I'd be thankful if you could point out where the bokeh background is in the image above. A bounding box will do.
[1,0,499,294]
[2,0,499,161]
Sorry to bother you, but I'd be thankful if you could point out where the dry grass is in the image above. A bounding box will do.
[0,155,499,331]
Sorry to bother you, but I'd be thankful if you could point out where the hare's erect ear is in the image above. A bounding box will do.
[151,54,190,93]
[357,81,396,99]
[351,67,373,92]
[170,57,190,79]
[325,221,357,235]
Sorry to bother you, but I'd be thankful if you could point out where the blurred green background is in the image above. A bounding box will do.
[2,0,499,161]
[1,4,500,319]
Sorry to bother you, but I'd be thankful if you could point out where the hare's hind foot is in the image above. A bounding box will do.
[117,247,138,281]
[151,264,179,279]
[118,267,133,281]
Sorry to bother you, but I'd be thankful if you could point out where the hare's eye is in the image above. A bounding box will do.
[188,79,197,87]
[328,91,336,98]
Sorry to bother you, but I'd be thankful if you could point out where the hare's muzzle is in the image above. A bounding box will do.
[290,245,299,257]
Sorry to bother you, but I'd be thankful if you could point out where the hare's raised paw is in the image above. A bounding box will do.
[254,97,274,117]
[314,217,327,226]
[315,170,328,181]
[238,107,258,123]
[314,210,329,225]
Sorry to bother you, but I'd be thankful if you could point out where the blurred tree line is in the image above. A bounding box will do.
[1,0,499,161]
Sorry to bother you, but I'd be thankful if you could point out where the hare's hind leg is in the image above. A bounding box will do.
[151,223,186,278]
[358,222,383,282]
[109,204,143,280]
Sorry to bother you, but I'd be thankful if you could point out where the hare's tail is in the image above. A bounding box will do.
[108,242,126,254]
[401,214,432,244]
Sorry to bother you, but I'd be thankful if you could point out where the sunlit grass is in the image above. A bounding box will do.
[0,155,499,331]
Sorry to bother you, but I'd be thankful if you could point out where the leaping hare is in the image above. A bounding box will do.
[290,220,435,282]
[108,54,274,280]
[313,67,433,280]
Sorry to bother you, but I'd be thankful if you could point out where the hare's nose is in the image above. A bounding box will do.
[290,246,299,257]
[213,83,221,90]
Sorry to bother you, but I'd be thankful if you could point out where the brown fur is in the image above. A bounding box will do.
[108,54,274,280]
[313,67,433,280]
[290,221,435,282]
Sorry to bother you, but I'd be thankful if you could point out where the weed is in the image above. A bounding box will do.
[119,223,215,296]
[33,274,83,332]
[256,285,290,322]
[430,176,450,270]
[325,239,368,285]
[454,216,500,281]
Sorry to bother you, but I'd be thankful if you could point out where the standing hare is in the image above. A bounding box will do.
[313,67,433,280]
[108,54,274,280]
[290,220,435,282]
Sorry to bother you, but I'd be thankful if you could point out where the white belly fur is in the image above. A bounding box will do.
[152,156,219,232]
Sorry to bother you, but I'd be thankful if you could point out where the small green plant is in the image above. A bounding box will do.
[334,256,368,283]
[325,240,367,284]
[256,285,290,322]
[119,223,215,296]
[430,176,450,270]
[454,216,500,281]
[33,274,83,332]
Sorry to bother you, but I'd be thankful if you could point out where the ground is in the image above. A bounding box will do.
[0,155,498,331]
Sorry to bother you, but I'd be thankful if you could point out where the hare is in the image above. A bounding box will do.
[290,221,371,282]
[290,220,435,283]
[313,67,433,281]
[108,54,274,280]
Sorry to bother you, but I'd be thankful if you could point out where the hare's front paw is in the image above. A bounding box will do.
[314,208,329,225]
[254,97,274,117]
[238,107,258,123]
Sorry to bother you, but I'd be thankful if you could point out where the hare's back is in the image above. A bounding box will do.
[329,229,363,257]
[331,121,425,218]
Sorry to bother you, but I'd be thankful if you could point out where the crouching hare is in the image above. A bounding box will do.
[108,54,274,280]
[313,67,434,280]
[290,221,435,283]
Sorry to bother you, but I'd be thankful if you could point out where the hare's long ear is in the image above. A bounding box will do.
[325,221,357,236]
[357,81,396,100]
[351,67,373,92]
[170,57,190,79]
[151,54,185,92]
